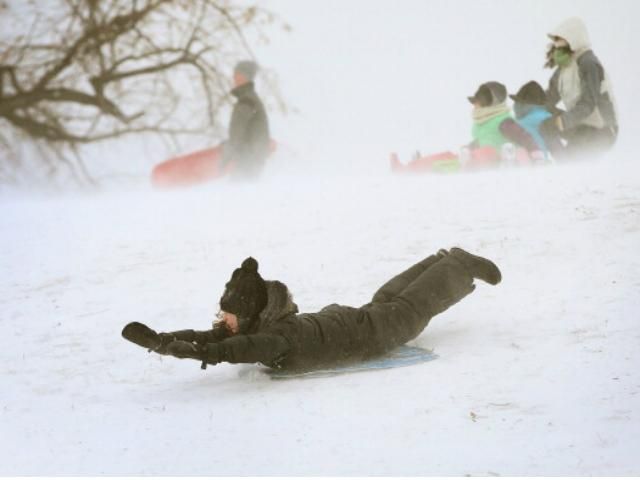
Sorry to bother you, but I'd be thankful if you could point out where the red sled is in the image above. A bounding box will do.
[390,146,532,174]
[151,140,277,189]
[464,146,532,169]
[391,151,460,174]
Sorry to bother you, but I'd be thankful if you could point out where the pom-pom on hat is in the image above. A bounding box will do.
[219,257,268,325]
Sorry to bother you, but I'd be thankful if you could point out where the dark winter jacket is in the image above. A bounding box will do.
[221,82,270,176]
[546,19,618,135]
[186,281,380,371]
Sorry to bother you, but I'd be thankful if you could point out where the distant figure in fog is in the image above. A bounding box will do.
[543,17,618,160]
[220,61,271,179]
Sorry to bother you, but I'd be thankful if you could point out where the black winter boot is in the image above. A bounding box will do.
[449,248,502,285]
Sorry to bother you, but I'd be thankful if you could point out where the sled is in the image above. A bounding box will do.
[390,145,532,174]
[151,140,277,189]
[266,345,439,380]
[391,151,460,174]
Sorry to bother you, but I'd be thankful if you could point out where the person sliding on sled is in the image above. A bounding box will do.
[543,17,618,160]
[219,60,271,179]
[122,248,501,373]
[463,81,543,166]
[509,81,563,162]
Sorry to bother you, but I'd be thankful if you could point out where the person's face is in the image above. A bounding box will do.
[218,311,239,334]
[233,72,248,87]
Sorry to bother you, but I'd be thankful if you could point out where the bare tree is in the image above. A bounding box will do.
[0,0,289,186]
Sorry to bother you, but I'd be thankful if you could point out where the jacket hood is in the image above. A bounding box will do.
[548,17,591,52]
[256,280,299,328]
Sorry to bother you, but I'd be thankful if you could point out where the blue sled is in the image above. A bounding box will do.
[267,345,438,380]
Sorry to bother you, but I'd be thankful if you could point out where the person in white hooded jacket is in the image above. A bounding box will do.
[544,17,618,159]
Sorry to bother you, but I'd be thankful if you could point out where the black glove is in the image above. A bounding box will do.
[154,333,178,354]
[166,340,203,360]
[167,341,223,370]
[122,322,172,354]
[199,343,223,370]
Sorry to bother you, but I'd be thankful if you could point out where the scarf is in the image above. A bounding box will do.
[472,101,511,124]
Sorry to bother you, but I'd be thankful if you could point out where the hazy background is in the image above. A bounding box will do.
[4,0,636,183]
[2,2,639,475]
[253,0,638,172]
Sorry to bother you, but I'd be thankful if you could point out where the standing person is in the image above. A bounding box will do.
[544,17,618,159]
[123,248,502,373]
[220,60,271,179]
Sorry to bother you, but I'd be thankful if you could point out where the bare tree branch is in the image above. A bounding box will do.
[0,0,289,186]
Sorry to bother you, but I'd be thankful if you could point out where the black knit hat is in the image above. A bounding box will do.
[219,257,268,323]
[468,81,507,107]
[509,81,547,106]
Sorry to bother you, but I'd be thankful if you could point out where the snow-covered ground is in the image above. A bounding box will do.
[2,0,640,476]
[1,156,639,475]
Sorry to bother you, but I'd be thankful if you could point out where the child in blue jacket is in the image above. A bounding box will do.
[510,81,562,160]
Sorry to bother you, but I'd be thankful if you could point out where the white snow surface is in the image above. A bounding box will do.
[2,159,640,476]
[2,0,640,476]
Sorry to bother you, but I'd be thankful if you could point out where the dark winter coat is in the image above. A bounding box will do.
[221,82,270,177]
[171,254,476,372]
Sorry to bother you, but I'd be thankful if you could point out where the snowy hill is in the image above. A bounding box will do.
[2,0,640,476]
[2,158,639,475]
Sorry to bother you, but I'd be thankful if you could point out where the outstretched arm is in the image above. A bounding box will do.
[167,323,230,345]
[167,332,291,369]
[207,333,291,367]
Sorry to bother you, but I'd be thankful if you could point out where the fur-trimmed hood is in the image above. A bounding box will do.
[256,280,299,328]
